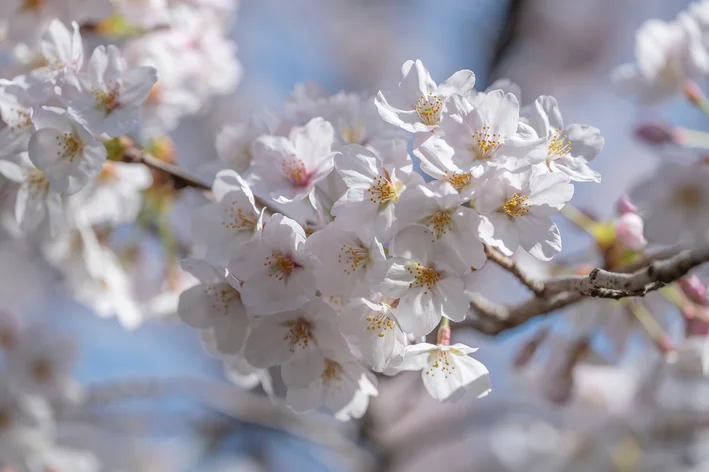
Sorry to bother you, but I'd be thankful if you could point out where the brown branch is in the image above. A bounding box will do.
[122,146,276,212]
[462,244,709,336]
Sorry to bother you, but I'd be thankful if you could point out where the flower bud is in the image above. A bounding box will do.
[634,122,673,145]
[615,194,638,215]
[678,275,709,307]
[615,213,647,251]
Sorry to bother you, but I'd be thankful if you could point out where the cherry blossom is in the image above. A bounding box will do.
[228,213,318,315]
[250,117,336,204]
[395,342,491,402]
[629,163,709,245]
[476,169,574,261]
[178,258,250,355]
[371,226,470,337]
[331,142,422,241]
[375,59,476,134]
[61,45,158,136]
[27,107,106,195]
[339,297,407,372]
[522,95,603,183]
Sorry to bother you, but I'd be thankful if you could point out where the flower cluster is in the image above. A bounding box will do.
[612,0,709,245]
[178,59,604,416]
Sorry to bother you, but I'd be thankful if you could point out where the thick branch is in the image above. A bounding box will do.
[464,244,709,336]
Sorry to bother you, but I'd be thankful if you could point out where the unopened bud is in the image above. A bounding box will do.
[615,213,647,251]
[678,276,709,306]
[436,322,451,346]
[634,122,673,145]
[615,194,638,215]
[684,80,706,106]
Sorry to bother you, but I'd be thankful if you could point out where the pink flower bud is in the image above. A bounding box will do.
[615,194,637,215]
[678,275,709,307]
[634,122,673,145]
[615,213,647,251]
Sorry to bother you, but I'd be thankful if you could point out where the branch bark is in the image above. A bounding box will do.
[464,244,709,335]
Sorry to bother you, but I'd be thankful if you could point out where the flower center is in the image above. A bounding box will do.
[92,82,121,114]
[204,283,241,316]
[57,132,84,161]
[444,172,472,193]
[415,93,443,126]
[675,185,703,209]
[27,168,50,194]
[265,252,299,281]
[221,200,257,232]
[340,124,367,145]
[501,193,530,218]
[407,263,440,294]
[547,129,571,162]
[281,157,312,188]
[425,349,454,378]
[322,358,345,383]
[8,110,32,133]
[282,317,313,352]
[473,126,503,160]
[22,0,44,10]
[365,312,394,338]
[425,210,453,241]
[30,357,53,383]
[367,171,398,205]
[337,242,369,275]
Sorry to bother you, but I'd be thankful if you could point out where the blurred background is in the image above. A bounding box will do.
[13,0,707,470]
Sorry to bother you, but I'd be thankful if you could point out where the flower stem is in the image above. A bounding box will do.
[560,204,597,234]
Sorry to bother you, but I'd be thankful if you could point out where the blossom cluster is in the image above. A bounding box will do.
[611,0,709,246]
[178,59,604,417]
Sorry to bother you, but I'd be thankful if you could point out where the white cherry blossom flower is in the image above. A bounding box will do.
[228,213,317,315]
[0,79,38,157]
[178,258,250,355]
[5,324,80,401]
[339,297,407,372]
[0,382,52,464]
[68,161,152,225]
[415,91,537,183]
[522,95,603,183]
[375,59,476,133]
[0,153,64,234]
[61,45,158,136]
[331,142,423,242]
[191,169,260,265]
[476,169,574,261]
[612,14,709,103]
[38,20,84,78]
[27,107,106,195]
[304,223,385,298]
[250,117,335,203]
[395,181,493,268]
[629,163,709,245]
[395,342,491,402]
[215,116,273,175]
[282,348,378,419]
[242,298,343,369]
[371,226,470,337]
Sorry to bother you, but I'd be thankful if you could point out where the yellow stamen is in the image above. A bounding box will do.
[415,92,443,126]
[407,263,440,294]
[501,193,530,218]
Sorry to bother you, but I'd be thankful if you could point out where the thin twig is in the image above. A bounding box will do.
[122,146,278,213]
[484,245,545,296]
